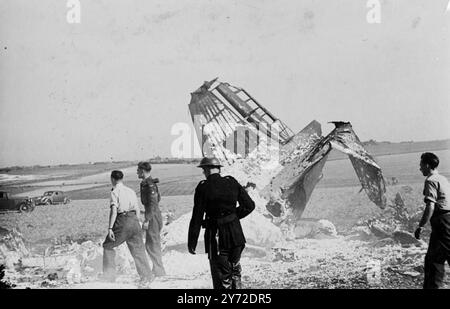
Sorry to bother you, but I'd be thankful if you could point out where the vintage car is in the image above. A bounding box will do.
[0,191,35,212]
[34,191,70,205]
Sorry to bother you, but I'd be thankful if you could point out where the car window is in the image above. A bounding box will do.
[0,192,3,198]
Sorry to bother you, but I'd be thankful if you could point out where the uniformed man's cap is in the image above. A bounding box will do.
[197,157,223,168]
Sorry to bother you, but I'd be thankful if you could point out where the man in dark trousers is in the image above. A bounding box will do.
[415,152,450,289]
[137,161,166,277]
[188,157,255,289]
[102,170,153,285]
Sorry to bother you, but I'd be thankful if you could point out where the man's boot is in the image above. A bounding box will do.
[231,262,242,289]
[210,259,221,289]
[222,269,233,289]
[210,258,232,289]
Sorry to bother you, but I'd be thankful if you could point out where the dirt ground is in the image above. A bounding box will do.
[3,235,448,289]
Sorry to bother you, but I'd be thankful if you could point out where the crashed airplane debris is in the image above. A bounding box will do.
[188,78,387,220]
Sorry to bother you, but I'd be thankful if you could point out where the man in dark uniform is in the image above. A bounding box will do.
[188,157,255,289]
[415,152,450,289]
[137,161,166,277]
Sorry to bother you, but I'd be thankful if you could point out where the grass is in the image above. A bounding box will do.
[0,195,194,249]
[303,183,424,233]
[6,149,447,200]
[0,162,136,183]
[0,150,447,249]
[0,200,109,247]
[318,149,450,188]
[0,163,203,199]
[65,178,201,200]
[327,139,450,160]
[0,183,426,248]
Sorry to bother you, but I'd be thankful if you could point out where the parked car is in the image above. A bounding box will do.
[34,191,71,205]
[0,191,35,213]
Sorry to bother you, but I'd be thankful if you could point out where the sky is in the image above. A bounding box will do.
[0,0,449,167]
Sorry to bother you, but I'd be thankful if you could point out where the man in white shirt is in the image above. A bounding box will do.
[102,170,153,284]
[415,152,450,289]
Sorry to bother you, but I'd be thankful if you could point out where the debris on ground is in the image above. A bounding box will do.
[242,237,436,289]
[344,190,428,249]
[0,264,14,288]
[1,205,439,289]
[293,219,338,239]
[392,231,426,247]
[1,227,447,289]
[0,228,30,269]
[270,246,297,262]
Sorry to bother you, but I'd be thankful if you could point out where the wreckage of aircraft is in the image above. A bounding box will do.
[188,78,387,219]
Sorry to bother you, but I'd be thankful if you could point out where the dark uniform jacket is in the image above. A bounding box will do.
[188,173,255,256]
[140,176,162,222]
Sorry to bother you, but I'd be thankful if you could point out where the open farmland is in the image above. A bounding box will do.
[0,181,444,289]
[63,148,450,198]
[0,162,136,184]
[0,149,448,239]
[0,183,425,248]
[1,148,449,289]
[318,149,450,188]
[1,163,203,199]
[2,149,448,201]
[0,195,193,251]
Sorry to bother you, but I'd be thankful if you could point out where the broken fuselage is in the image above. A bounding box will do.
[188,78,386,219]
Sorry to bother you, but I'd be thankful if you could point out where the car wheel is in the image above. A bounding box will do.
[45,200,52,205]
[19,203,32,213]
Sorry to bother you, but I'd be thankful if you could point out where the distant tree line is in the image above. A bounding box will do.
[362,139,392,147]
[0,165,52,172]
[148,156,201,164]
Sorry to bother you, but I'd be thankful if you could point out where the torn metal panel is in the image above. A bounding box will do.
[279,151,330,219]
[328,122,387,209]
[263,120,325,218]
[279,120,322,164]
[265,132,332,219]
[266,122,386,219]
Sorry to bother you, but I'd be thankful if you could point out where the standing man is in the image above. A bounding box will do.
[188,157,255,289]
[137,161,166,277]
[102,170,153,285]
[414,152,450,289]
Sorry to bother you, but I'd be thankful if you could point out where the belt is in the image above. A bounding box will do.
[118,210,136,216]
[205,213,237,226]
